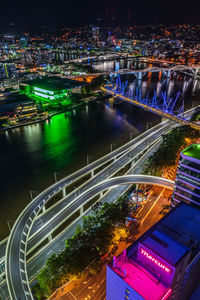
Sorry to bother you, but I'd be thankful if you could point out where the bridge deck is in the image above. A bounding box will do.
[101,86,200,131]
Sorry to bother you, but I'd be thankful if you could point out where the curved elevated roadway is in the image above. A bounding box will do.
[6,175,174,299]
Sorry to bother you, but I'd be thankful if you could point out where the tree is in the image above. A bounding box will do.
[36,197,129,299]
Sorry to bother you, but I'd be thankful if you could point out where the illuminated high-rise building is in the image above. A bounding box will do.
[172,144,200,207]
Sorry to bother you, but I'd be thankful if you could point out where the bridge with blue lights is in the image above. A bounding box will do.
[101,77,200,131]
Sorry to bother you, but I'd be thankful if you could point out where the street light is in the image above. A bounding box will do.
[54,172,60,183]
[30,190,37,201]
[130,132,134,141]
[110,143,116,152]
[146,122,151,131]
[87,155,92,165]
[7,220,13,232]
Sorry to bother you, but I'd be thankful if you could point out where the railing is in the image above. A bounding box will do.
[101,85,200,131]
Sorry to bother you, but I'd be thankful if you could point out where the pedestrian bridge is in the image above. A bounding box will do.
[101,82,200,131]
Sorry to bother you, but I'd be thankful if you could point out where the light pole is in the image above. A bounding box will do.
[110,143,116,152]
[7,220,12,232]
[54,172,59,183]
[30,190,37,201]
[87,155,92,165]
[130,132,134,141]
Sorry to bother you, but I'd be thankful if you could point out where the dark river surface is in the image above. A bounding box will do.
[0,59,199,239]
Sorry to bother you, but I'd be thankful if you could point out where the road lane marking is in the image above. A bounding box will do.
[69,291,78,300]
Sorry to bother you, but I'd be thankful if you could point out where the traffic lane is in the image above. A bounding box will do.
[7,188,59,299]
[140,189,172,233]
[64,267,106,300]
[136,186,163,220]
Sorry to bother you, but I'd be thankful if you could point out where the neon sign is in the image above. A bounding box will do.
[140,248,171,274]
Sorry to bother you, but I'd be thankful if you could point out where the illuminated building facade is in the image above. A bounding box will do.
[106,203,200,300]
[172,144,200,207]
[20,76,85,102]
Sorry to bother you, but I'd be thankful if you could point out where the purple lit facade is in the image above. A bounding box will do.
[172,144,200,207]
[106,204,200,300]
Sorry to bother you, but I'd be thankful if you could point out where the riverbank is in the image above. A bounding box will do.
[0,93,105,132]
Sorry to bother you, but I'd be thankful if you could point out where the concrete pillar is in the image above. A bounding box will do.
[91,170,94,177]
[48,233,53,242]
[42,205,46,213]
[62,187,66,198]
[131,160,135,168]
[80,205,84,215]
[100,192,103,199]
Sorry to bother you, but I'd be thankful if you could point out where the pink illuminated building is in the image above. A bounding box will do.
[106,203,200,300]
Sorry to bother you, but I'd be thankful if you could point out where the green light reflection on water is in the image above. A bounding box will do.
[42,112,78,171]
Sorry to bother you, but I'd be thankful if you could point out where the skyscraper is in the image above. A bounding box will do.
[172,144,200,207]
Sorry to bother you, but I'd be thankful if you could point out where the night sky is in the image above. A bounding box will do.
[0,0,199,30]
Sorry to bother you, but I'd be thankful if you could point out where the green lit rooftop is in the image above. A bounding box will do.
[23,76,85,92]
[182,144,200,161]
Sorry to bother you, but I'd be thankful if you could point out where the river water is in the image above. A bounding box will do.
[0,59,199,239]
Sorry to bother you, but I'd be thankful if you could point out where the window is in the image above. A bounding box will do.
[125,288,130,299]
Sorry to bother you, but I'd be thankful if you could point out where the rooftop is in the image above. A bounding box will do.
[141,229,189,267]
[158,203,200,258]
[110,256,169,300]
[23,76,85,92]
[182,144,200,161]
